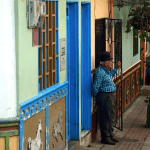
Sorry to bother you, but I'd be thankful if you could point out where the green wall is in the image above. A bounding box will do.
[113,6,140,72]
[59,0,67,84]
[15,0,68,107]
[15,0,38,108]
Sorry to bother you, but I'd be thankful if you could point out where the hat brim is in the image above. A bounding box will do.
[106,57,113,61]
[100,58,113,62]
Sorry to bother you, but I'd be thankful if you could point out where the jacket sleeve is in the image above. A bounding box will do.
[110,68,117,77]
[92,70,102,96]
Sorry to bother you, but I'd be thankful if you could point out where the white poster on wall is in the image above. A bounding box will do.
[60,38,66,71]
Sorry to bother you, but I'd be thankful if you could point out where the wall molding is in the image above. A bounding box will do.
[0,117,19,123]
[114,60,141,84]
[122,60,141,76]
[20,81,68,121]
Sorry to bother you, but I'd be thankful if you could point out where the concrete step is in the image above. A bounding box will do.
[141,85,150,96]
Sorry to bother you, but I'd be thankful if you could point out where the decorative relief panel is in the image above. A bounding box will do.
[125,77,130,107]
[49,97,66,150]
[24,110,46,150]
[131,73,135,101]
[136,69,140,95]
[28,120,43,150]
[115,86,122,117]
[126,80,130,104]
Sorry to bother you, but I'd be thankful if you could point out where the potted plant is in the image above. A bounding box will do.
[144,95,150,128]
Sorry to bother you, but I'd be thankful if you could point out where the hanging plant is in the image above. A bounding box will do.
[125,1,150,42]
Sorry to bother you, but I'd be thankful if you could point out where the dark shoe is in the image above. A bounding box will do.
[110,137,119,142]
[101,139,116,145]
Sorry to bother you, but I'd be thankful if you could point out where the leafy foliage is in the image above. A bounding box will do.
[144,95,150,103]
[124,1,150,42]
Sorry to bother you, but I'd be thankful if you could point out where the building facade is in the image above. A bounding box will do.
[0,0,147,149]
[91,0,144,141]
[0,0,91,149]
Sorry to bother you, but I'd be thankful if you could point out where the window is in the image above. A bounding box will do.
[38,1,58,92]
[133,27,138,56]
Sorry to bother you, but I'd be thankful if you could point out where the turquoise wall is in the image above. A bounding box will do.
[113,6,140,72]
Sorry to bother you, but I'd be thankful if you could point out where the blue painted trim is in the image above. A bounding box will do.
[20,120,24,150]
[81,1,90,4]
[66,94,70,140]
[66,1,78,3]
[46,106,49,150]
[20,81,68,109]
[89,3,92,130]
[66,4,70,141]
[81,2,91,130]
[66,2,79,140]
[56,1,59,84]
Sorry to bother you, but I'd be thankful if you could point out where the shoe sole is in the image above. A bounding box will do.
[101,141,116,145]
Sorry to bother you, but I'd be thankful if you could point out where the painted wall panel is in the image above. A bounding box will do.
[59,0,67,84]
[113,6,140,72]
[49,97,66,150]
[24,110,46,150]
[9,136,19,150]
[0,137,5,150]
[95,0,109,19]
[15,0,38,104]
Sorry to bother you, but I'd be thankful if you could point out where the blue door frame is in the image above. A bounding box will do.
[81,2,91,130]
[66,2,79,140]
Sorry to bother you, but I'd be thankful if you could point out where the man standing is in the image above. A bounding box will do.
[92,52,121,145]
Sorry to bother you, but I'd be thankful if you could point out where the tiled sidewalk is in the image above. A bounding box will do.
[71,96,150,150]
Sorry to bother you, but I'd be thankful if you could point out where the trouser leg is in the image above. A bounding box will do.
[96,92,116,140]
[97,102,110,139]
[109,93,116,138]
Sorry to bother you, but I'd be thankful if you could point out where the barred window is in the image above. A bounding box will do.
[38,1,59,91]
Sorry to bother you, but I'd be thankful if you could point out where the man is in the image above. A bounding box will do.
[92,51,121,145]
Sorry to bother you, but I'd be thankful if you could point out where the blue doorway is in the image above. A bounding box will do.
[66,2,79,140]
[81,2,91,130]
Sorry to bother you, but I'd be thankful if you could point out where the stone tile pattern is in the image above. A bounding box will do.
[70,96,150,150]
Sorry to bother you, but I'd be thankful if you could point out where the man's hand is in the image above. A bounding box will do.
[116,61,121,69]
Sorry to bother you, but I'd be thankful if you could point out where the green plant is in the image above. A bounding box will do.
[144,95,150,103]
[125,1,150,42]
